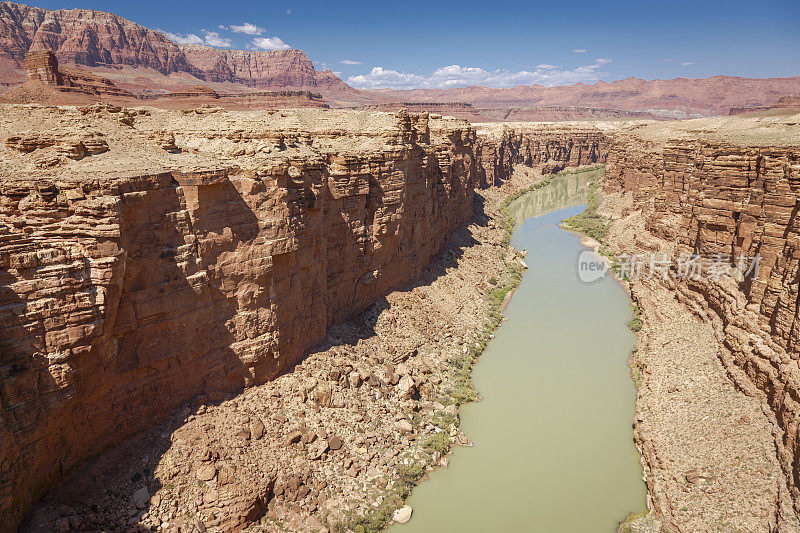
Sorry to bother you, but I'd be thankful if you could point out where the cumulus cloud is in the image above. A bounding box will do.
[340,59,362,65]
[251,36,291,50]
[202,30,232,47]
[536,64,559,70]
[348,59,613,90]
[573,49,587,53]
[219,22,265,35]
[682,61,696,66]
[164,31,204,45]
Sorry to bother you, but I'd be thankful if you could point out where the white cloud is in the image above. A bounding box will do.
[202,30,232,48]
[251,36,291,50]
[219,22,265,35]
[348,59,613,90]
[595,58,612,65]
[573,49,587,53]
[682,61,696,66]
[164,31,204,45]
[536,64,559,70]
[661,58,674,62]
[340,59,362,65]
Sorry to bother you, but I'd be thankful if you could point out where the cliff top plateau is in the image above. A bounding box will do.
[475,111,800,148]
[0,104,469,182]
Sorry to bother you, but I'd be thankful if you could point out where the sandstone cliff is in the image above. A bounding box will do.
[0,1,356,98]
[600,113,800,524]
[475,123,608,186]
[0,106,478,529]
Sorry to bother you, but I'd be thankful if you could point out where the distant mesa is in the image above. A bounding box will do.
[158,85,220,99]
[3,50,329,109]
[1,1,799,115]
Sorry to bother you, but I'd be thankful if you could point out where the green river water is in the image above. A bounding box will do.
[400,169,646,532]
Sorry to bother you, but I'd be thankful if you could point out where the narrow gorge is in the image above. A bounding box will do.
[2,102,800,533]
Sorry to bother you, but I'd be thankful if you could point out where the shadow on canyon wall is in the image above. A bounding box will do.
[17,169,482,531]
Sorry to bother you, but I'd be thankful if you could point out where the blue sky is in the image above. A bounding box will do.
[30,0,800,89]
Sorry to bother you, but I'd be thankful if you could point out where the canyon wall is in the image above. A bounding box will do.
[603,132,800,515]
[0,107,479,530]
[476,125,608,187]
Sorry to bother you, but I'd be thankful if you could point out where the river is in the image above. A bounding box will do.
[400,169,645,532]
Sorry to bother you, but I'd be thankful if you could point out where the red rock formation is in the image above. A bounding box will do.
[158,84,220,99]
[23,50,61,84]
[178,46,348,92]
[729,95,800,115]
[0,2,191,73]
[5,49,134,103]
[0,108,478,530]
[0,2,357,99]
[367,76,800,117]
[604,134,800,517]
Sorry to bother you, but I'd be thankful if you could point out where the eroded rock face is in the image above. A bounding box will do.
[603,134,800,515]
[23,50,61,85]
[0,107,479,529]
[476,125,608,187]
[0,2,352,94]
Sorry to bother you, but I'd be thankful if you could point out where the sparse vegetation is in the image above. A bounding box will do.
[562,180,610,241]
[499,164,604,247]
[333,165,612,533]
[629,303,642,332]
[332,461,428,533]
[618,511,652,533]
[422,430,450,456]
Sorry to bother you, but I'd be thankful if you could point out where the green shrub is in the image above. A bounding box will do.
[562,181,610,241]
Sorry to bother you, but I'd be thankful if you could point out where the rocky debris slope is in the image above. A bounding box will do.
[0,106,480,530]
[598,113,800,530]
[599,209,799,532]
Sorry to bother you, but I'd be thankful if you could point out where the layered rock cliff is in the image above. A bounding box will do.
[475,123,608,187]
[8,103,800,531]
[0,1,354,96]
[0,106,479,530]
[600,114,800,523]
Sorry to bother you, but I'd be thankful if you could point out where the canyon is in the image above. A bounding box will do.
[0,1,799,531]
[1,97,800,531]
